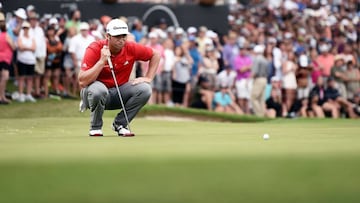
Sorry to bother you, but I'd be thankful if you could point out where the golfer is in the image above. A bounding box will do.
[78,19,160,136]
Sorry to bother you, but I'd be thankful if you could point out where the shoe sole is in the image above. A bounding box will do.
[89,134,103,136]
[119,133,135,137]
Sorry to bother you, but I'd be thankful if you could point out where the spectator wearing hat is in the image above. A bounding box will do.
[68,22,95,94]
[28,12,47,98]
[213,83,243,114]
[188,35,202,88]
[330,54,348,98]
[62,26,78,97]
[196,26,211,56]
[344,61,360,100]
[0,12,16,104]
[174,27,185,47]
[199,45,219,90]
[8,8,27,42]
[16,21,36,102]
[251,44,269,117]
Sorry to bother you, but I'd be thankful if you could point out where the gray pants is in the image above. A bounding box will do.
[80,81,152,130]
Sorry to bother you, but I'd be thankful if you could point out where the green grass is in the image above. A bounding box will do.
[0,101,360,203]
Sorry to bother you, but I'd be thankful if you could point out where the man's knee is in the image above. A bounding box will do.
[137,82,152,100]
[87,82,108,103]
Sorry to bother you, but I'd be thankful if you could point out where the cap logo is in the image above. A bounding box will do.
[113,26,127,30]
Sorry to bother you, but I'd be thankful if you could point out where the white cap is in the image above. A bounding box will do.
[106,19,129,36]
[14,8,27,20]
[299,55,309,67]
[21,21,31,28]
[253,44,265,54]
[49,18,58,25]
[175,27,184,35]
[79,22,90,30]
[148,32,158,38]
[187,26,197,34]
[206,30,218,38]
[26,5,35,12]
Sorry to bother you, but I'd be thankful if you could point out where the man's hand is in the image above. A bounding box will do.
[131,77,151,85]
[100,46,111,63]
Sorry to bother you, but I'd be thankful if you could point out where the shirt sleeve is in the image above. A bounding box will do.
[129,42,153,61]
[81,42,101,71]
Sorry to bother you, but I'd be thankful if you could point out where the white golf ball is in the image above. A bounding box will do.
[263,133,270,140]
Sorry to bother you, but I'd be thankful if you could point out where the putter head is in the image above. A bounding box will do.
[120,132,135,137]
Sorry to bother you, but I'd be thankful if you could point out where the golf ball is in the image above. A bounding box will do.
[263,133,270,140]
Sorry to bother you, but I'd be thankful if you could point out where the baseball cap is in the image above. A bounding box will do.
[22,21,31,28]
[299,55,309,67]
[79,22,90,30]
[14,8,27,20]
[0,12,5,21]
[106,19,129,36]
[253,44,265,54]
[148,32,158,38]
[49,18,58,25]
[187,26,197,34]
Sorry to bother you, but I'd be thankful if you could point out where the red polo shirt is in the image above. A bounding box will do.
[81,39,153,88]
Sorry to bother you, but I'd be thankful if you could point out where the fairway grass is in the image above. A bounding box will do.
[1,103,360,203]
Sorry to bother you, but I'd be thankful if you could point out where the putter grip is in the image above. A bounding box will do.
[107,57,113,69]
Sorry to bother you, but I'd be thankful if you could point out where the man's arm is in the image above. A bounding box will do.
[132,50,160,85]
[78,46,110,88]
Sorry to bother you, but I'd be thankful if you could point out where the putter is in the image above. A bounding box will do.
[107,56,134,136]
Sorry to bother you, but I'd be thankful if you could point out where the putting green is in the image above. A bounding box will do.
[0,103,360,203]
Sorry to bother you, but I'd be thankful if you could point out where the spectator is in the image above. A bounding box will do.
[213,83,242,114]
[282,51,298,116]
[324,77,357,118]
[16,21,36,102]
[344,61,360,100]
[68,22,95,94]
[233,43,252,114]
[251,44,269,117]
[131,19,144,43]
[44,26,63,97]
[174,27,185,47]
[28,12,47,99]
[0,12,15,104]
[316,42,334,80]
[310,77,339,118]
[188,35,202,87]
[190,75,214,110]
[216,65,236,91]
[266,76,283,118]
[162,38,175,106]
[172,43,193,107]
[65,9,81,32]
[62,26,77,97]
[196,26,211,56]
[144,32,165,104]
[222,31,238,70]
[199,46,219,89]
[7,8,27,42]
[330,54,348,98]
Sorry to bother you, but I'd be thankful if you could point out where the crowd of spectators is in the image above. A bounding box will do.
[0,1,360,119]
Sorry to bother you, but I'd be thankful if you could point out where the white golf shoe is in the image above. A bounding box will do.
[112,123,135,137]
[89,129,103,136]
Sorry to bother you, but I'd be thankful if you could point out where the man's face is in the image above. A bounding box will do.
[109,34,127,50]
